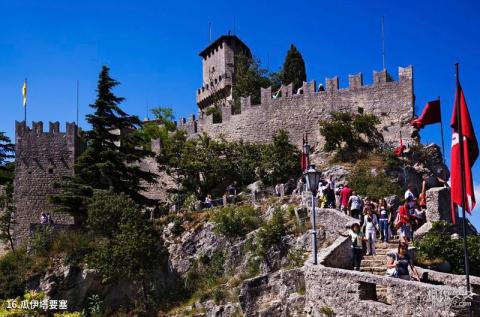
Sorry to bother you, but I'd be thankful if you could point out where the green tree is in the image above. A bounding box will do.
[281,44,306,92]
[0,132,15,251]
[0,132,14,185]
[259,130,300,185]
[135,107,176,150]
[51,66,156,220]
[231,54,272,113]
[319,108,383,161]
[87,190,163,307]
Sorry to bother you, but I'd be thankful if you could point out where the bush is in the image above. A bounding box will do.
[414,221,480,275]
[51,231,94,266]
[30,225,55,257]
[319,109,383,161]
[257,209,288,254]
[210,205,261,242]
[348,161,402,199]
[0,251,34,298]
[184,250,226,295]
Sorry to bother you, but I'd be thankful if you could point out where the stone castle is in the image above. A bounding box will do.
[180,35,416,149]
[11,35,416,246]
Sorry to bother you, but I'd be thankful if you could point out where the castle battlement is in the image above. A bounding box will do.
[13,121,83,247]
[178,66,415,148]
[15,121,78,138]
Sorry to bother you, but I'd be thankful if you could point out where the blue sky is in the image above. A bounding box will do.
[0,0,479,229]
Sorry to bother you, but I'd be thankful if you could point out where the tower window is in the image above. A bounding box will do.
[48,168,53,174]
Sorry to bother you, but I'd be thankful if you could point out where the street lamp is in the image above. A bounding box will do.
[304,164,322,265]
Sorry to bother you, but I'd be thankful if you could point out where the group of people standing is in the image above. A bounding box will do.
[40,212,54,225]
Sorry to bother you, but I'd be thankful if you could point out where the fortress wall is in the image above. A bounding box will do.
[181,66,415,150]
[13,121,81,246]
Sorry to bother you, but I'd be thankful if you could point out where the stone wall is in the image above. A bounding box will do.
[305,264,479,316]
[13,121,83,247]
[180,66,416,151]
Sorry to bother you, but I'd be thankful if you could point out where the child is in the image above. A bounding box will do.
[339,223,367,270]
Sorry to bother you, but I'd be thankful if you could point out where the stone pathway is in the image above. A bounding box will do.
[360,239,399,303]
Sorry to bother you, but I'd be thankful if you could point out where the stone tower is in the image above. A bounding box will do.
[196,35,252,110]
[13,121,83,246]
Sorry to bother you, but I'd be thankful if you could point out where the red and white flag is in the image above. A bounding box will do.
[411,99,441,129]
[450,83,478,223]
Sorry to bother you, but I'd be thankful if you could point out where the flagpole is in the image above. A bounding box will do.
[455,63,471,294]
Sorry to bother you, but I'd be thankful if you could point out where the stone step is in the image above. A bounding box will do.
[361,259,385,266]
[363,255,388,261]
[360,267,386,274]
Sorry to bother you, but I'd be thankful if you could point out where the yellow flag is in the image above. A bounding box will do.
[22,79,27,107]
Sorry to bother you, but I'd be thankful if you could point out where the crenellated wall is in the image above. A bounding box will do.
[13,121,84,246]
[178,66,416,150]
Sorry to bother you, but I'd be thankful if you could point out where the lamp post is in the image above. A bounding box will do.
[304,164,322,264]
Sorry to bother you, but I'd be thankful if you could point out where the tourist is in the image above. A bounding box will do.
[386,242,421,281]
[396,199,412,241]
[339,223,366,271]
[404,184,416,209]
[296,177,304,195]
[40,213,48,225]
[348,191,363,220]
[378,199,390,242]
[204,194,212,209]
[46,212,54,225]
[363,206,378,255]
[339,184,352,215]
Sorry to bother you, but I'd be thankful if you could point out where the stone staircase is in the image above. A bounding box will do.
[360,239,400,303]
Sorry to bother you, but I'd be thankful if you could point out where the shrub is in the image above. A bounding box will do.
[184,250,226,296]
[29,225,55,257]
[414,221,480,275]
[319,109,383,162]
[51,231,94,266]
[210,205,261,242]
[257,209,288,254]
[0,251,34,298]
[348,161,402,199]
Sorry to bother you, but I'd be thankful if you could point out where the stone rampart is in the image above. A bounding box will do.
[13,121,83,246]
[179,66,415,150]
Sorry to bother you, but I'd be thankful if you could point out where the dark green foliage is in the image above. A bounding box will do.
[0,250,34,298]
[348,161,402,199]
[86,190,163,283]
[134,107,176,150]
[158,130,299,200]
[30,225,55,257]
[258,130,301,185]
[319,109,383,161]
[51,66,156,220]
[281,44,306,91]
[232,54,272,107]
[0,132,14,168]
[210,205,261,242]
[184,250,226,293]
[414,221,480,275]
[257,208,288,254]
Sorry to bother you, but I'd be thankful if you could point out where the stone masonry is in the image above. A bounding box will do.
[13,121,83,247]
[179,35,416,151]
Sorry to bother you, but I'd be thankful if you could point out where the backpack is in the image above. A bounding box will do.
[394,212,402,229]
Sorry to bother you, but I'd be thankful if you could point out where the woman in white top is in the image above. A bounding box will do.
[363,206,379,255]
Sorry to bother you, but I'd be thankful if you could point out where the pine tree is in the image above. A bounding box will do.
[0,132,14,251]
[50,66,156,219]
[282,44,307,92]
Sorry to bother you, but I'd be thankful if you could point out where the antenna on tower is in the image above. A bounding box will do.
[209,22,212,42]
[381,16,386,70]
